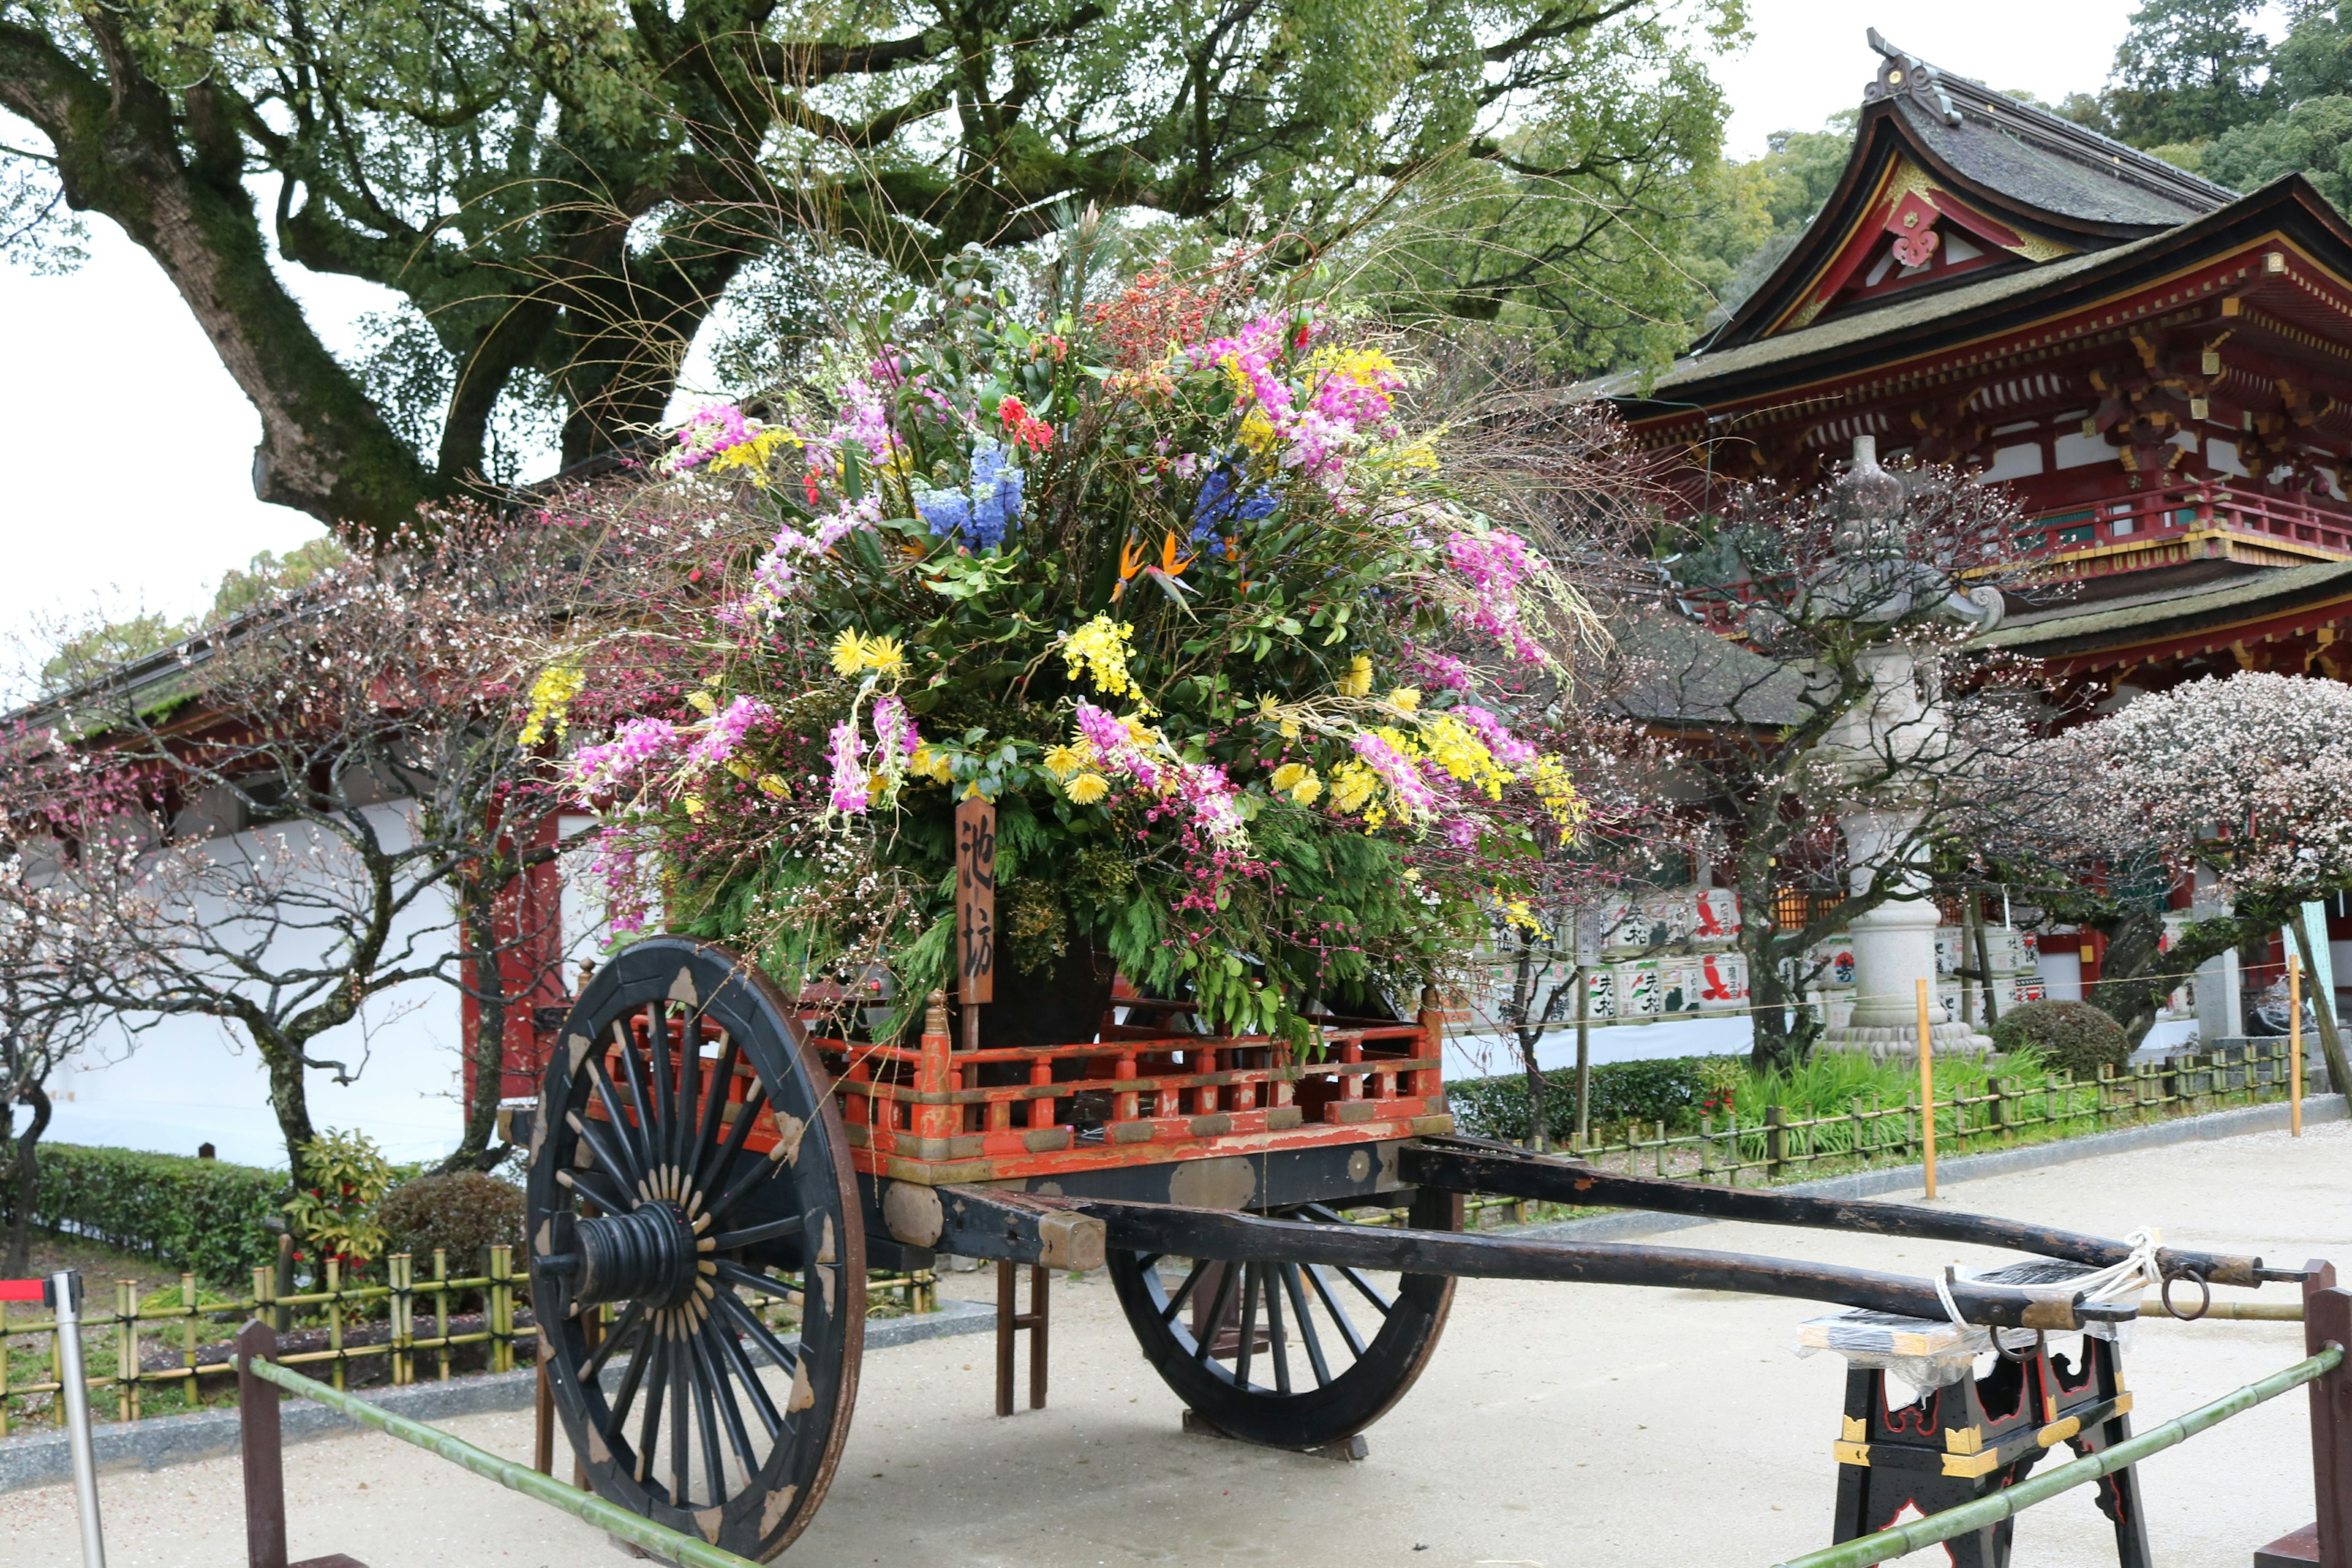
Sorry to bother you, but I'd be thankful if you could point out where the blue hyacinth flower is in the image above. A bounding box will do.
[1190,464,1276,542]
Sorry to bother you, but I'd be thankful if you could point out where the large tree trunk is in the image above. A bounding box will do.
[6,1082,52,1279]
[0,29,432,530]
[442,879,512,1174]
[1506,933,1551,1150]
[259,1035,318,1183]
[2087,902,2166,1047]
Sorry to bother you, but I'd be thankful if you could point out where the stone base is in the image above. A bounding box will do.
[1816,1020,1994,1060]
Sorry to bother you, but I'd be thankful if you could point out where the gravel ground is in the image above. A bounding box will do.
[2,1120,2345,1568]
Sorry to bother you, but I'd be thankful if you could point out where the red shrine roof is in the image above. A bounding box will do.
[1703,29,2234,352]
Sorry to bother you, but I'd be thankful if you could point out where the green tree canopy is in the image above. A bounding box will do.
[0,0,1741,532]
[2105,0,2274,147]
[2199,92,2352,206]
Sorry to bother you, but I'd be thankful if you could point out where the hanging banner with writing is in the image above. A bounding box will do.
[954,797,996,1004]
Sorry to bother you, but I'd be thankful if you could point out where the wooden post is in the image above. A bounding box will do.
[236,1319,288,1568]
[1573,965,1592,1148]
[1916,977,1938,1201]
[1763,1104,1785,1180]
[2294,952,2307,1139]
[2307,1271,2350,1568]
[532,1362,554,1476]
[955,797,996,1052]
[993,1261,1048,1416]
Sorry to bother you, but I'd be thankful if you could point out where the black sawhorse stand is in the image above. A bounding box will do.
[1822,1268,2152,1567]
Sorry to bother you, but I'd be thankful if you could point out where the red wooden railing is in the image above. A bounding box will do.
[2020,482,2352,564]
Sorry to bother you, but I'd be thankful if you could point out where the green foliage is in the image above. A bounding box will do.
[375,1171,525,1265]
[23,1144,281,1285]
[1673,114,1858,331]
[39,613,187,695]
[206,538,352,624]
[2106,0,2275,148]
[282,1129,398,1266]
[2199,96,2352,206]
[0,0,1745,520]
[2274,2,2352,102]
[39,538,349,697]
[1447,1056,1710,1140]
[1989,1001,2133,1080]
[1731,1046,2023,1120]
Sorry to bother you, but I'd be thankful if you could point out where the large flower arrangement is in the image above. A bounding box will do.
[547,253,1594,1047]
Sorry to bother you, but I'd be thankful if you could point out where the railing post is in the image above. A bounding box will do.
[390,1254,412,1387]
[52,1272,108,1568]
[235,1318,288,1568]
[2309,1272,2351,1568]
[490,1246,514,1374]
[1765,1104,1786,1181]
[116,1277,137,1422]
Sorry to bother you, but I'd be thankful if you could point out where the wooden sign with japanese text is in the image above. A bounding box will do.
[954,797,996,1004]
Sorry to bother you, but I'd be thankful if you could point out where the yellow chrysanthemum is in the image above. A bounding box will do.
[1388,687,1420,713]
[725,758,758,782]
[910,745,955,783]
[1270,762,1313,793]
[1042,744,1087,780]
[683,794,706,818]
[756,774,791,799]
[1338,654,1373,698]
[1330,760,1380,814]
[830,629,867,676]
[685,689,718,716]
[861,635,907,676]
[1066,772,1110,805]
[1417,714,1510,801]
[1291,775,1323,806]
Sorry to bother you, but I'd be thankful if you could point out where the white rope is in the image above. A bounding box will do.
[1932,1227,2164,1334]
[2064,1226,2168,1306]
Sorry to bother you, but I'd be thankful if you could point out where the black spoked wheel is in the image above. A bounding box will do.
[1107,1189,1457,1449]
[527,937,865,1560]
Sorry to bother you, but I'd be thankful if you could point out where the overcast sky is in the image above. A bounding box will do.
[0,1,2171,658]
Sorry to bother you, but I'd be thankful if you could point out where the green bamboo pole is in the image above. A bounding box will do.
[1770,1345,2344,1568]
[247,1356,764,1568]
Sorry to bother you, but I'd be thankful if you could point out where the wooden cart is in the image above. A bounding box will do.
[520,937,2303,1560]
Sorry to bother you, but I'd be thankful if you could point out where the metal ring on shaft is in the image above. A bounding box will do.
[2162,1268,2212,1322]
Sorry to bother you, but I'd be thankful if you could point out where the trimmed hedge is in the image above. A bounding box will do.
[23,1142,284,1284]
[1448,1057,1709,1142]
[1988,1000,2132,1080]
[377,1171,524,1264]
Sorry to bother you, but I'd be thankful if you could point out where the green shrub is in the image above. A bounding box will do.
[1447,1056,1708,1141]
[1988,1000,2131,1080]
[25,1144,282,1284]
[376,1171,524,1266]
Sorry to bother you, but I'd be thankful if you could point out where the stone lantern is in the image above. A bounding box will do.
[1811,435,2002,1059]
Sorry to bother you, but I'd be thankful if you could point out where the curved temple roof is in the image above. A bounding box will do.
[1694,31,2236,357]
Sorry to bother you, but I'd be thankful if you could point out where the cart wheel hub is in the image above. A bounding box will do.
[569,1202,699,1309]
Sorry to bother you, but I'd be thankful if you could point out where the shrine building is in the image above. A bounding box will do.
[1607,29,2352,660]
[1600,30,2352,1022]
